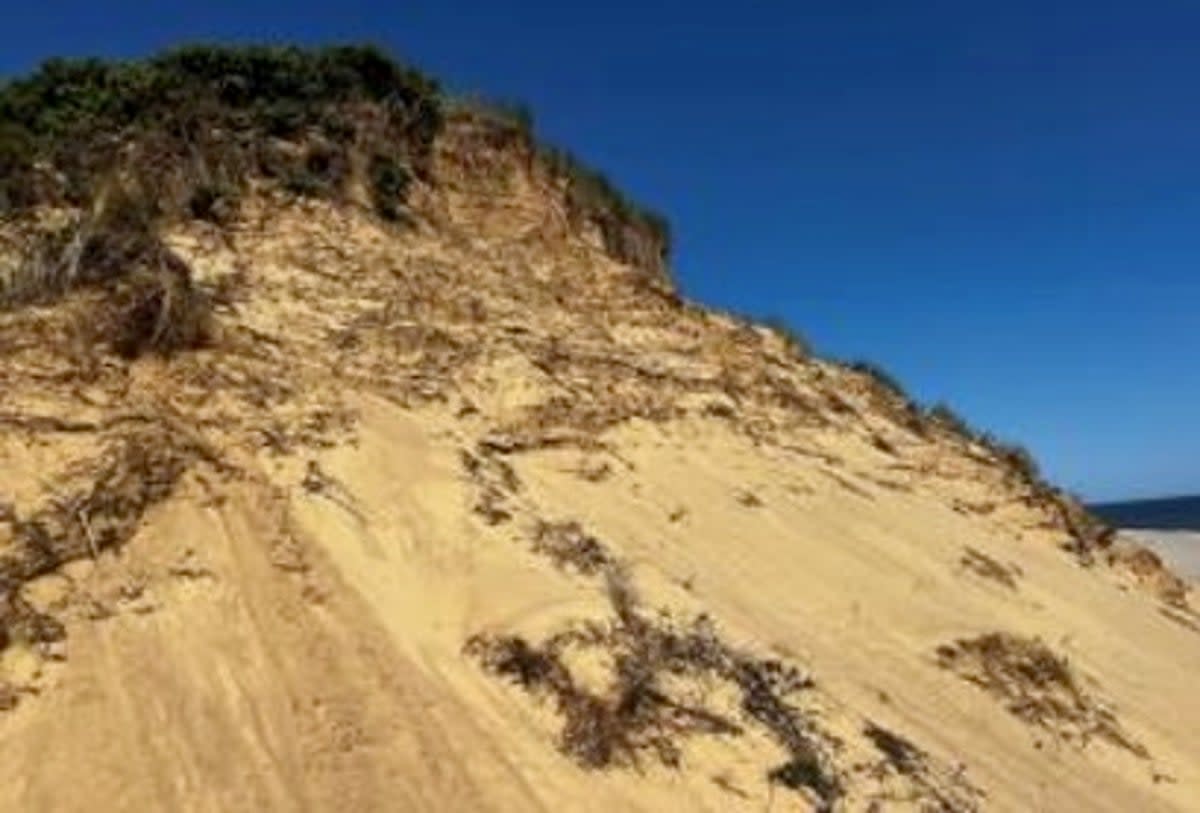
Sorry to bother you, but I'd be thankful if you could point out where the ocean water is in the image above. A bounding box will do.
[1091,495,1200,531]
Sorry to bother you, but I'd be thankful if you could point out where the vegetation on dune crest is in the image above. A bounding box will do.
[713,310,1069,520]
[0,45,672,261]
[453,96,673,268]
[848,359,1051,489]
[0,44,673,332]
[0,44,441,218]
[835,354,1112,555]
[0,44,446,353]
[848,360,911,404]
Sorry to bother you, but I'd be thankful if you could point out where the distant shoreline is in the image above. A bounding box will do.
[1091,495,1200,532]
[1123,529,1200,582]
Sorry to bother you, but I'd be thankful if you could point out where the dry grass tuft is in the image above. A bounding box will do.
[0,430,191,592]
[467,567,840,807]
[959,547,1022,591]
[531,521,615,575]
[861,722,985,811]
[936,633,1147,757]
[101,267,212,358]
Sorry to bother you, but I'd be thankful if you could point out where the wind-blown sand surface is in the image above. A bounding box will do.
[2,398,1199,811]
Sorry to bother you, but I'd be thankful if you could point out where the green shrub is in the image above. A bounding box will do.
[1,42,672,305]
[0,44,442,217]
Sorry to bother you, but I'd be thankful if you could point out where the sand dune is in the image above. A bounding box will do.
[0,94,1197,811]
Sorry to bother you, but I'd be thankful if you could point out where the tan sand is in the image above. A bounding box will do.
[0,117,1197,811]
[1125,530,1200,582]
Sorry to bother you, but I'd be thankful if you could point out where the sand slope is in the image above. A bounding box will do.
[1,116,1198,811]
[2,396,1196,811]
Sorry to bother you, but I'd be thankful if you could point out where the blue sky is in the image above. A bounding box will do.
[4,2,1197,500]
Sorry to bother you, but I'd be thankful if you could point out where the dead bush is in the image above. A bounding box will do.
[769,755,841,807]
[1,183,213,358]
[0,430,191,591]
[0,592,66,652]
[102,267,212,358]
[532,521,614,575]
[864,722,924,776]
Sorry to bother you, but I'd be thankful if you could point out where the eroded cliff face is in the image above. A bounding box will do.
[0,91,1197,813]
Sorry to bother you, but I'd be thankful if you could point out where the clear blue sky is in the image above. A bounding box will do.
[4,2,1197,501]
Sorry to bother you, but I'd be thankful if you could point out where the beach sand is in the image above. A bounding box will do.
[1125,530,1200,583]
